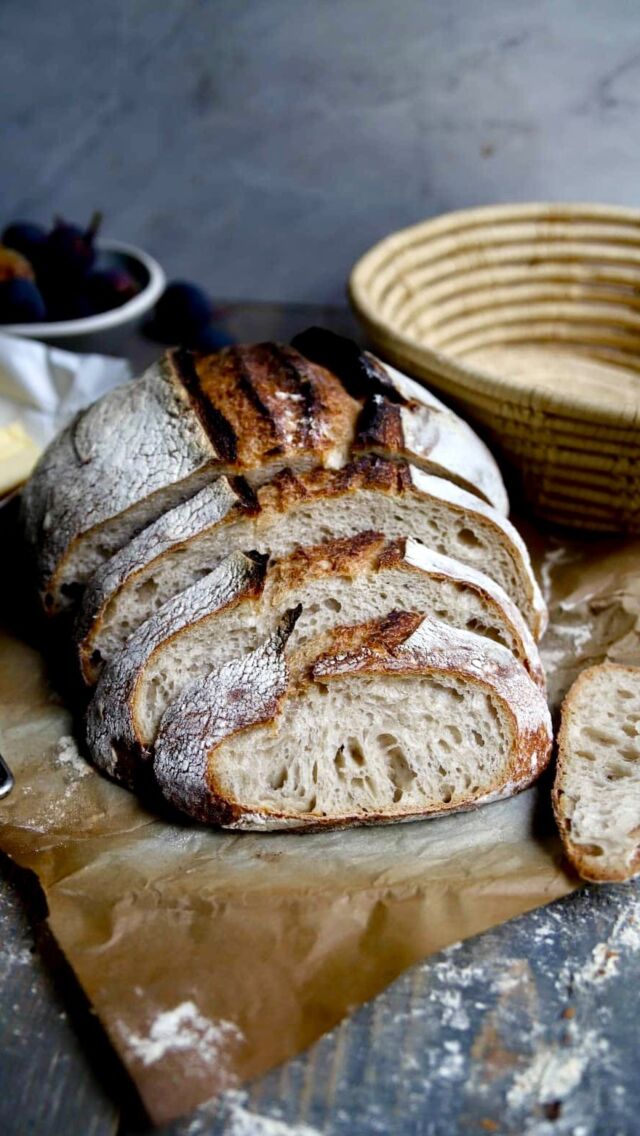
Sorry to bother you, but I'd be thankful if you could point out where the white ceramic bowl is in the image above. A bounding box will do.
[0,239,165,343]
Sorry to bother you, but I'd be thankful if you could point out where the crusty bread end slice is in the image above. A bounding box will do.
[553,662,640,882]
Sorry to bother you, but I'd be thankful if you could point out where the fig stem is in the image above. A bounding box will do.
[87,211,103,239]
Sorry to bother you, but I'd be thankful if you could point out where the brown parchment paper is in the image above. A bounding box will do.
[2,507,639,1125]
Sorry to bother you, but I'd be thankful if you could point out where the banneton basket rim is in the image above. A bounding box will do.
[349,201,640,429]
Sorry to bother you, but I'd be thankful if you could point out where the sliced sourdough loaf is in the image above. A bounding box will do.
[22,332,507,613]
[553,663,640,882]
[153,611,552,830]
[85,530,545,786]
[78,456,545,684]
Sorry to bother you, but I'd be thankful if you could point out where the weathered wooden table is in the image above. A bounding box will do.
[1,305,639,1136]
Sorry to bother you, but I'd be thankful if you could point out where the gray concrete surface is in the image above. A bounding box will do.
[3,0,640,304]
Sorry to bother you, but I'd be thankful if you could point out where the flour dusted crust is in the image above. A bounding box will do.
[76,477,259,684]
[258,459,545,637]
[84,527,545,790]
[154,612,552,830]
[85,550,268,786]
[20,354,218,610]
[267,531,544,687]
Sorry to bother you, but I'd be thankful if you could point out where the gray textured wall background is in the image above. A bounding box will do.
[3,0,640,303]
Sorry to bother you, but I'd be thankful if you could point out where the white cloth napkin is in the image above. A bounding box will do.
[0,332,132,446]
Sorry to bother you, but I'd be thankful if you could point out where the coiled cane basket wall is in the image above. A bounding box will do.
[350,203,640,532]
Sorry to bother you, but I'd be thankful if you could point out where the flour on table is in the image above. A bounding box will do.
[121,1001,242,1067]
[50,735,90,778]
[561,896,640,992]
[185,1090,321,1135]
[506,1029,609,1110]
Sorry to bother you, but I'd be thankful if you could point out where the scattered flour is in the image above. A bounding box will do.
[506,1030,608,1110]
[609,899,640,953]
[185,1090,321,1136]
[224,1103,321,1136]
[430,987,470,1031]
[121,1001,242,1068]
[50,735,90,778]
[561,897,640,992]
[438,1039,465,1080]
[538,546,571,603]
[580,942,620,986]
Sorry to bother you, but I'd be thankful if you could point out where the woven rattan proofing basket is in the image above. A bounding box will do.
[350,202,640,532]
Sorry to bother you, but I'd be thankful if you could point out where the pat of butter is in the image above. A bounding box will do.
[0,421,41,496]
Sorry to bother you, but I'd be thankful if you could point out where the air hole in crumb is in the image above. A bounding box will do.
[606,764,633,780]
[346,738,366,766]
[378,734,416,792]
[457,527,482,549]
[323,597,342,612]
[269,766,288,790]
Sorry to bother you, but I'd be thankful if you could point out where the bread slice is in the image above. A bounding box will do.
[77,457,545,684]
[153,611,552,830]
[553,663,640,882]
[292,326,508,515]
[22,333,508,613]
[85,528,548,786]
[21,343,360,612]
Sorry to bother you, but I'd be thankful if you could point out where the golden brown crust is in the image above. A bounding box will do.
[192,343,360,473]
[256,455,412,517]
[269,530,387,591]
[287,611,425,684]
[353,395,405,453]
